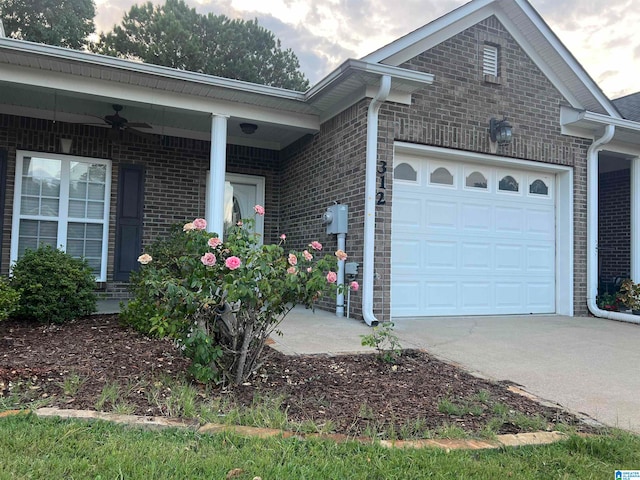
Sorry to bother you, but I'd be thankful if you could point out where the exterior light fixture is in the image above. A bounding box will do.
[240,123,258,134]
[489,117,513,145]
[59,138,72,154]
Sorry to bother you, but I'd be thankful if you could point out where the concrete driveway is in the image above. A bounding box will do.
[274,309,640,433]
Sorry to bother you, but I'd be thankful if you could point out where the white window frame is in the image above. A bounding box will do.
[11,151,112,281]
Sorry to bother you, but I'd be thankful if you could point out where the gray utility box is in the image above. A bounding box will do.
[322,204,348,235]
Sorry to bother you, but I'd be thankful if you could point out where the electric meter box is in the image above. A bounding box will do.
[322,204,348,234]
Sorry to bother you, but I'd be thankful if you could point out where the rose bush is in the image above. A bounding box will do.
[121,208,341,385]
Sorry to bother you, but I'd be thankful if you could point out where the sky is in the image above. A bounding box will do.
[93,0,640,99]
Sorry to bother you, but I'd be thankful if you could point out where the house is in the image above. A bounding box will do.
[1,0,640,325]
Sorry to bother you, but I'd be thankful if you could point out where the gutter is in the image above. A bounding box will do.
[586,124,640,324]
[362,74,391,327]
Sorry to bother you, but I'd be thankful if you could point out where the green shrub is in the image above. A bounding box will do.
[10,245,97,323]
[0,277,20,321]
[124,212,340,386]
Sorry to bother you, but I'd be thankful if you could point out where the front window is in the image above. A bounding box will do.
[11,152,111,280]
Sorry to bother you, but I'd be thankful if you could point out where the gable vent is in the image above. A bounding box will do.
[483,44,499,76]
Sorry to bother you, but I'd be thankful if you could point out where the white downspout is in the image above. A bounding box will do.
[587,125,640,324]
[362,75,391,326]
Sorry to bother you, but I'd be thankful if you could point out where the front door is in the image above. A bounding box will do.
[223,173,265,243]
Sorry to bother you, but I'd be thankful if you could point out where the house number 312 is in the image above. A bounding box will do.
[376,160,387,205]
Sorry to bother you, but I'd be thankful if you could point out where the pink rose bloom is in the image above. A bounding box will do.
[287,266,297,275]
[200,252,216,266]
[193,218,207,230]
[288,253,298,266]
[335,249,348,261]
[183,222,195,232]
[280,234,286,240]
[310,241,322,251]
[350,281,359,291]
[137,253,152,265]
[254,205,265,216]
[225,256,241,270]
[208,237,222,248]
[303,250,313,261]
[306,267,313,273]
[326,271,337,284]
[237,220,243,226]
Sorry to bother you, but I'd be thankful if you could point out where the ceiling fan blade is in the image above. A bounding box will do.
[126,122,153,129]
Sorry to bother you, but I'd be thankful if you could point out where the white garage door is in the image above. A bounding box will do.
[391,155,556,317]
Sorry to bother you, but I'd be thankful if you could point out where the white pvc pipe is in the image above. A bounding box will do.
[586,125,640,324]
[336,232,346,317]
[362,75,391,326]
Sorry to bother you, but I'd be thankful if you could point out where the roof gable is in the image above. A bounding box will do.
[362,0,619,117]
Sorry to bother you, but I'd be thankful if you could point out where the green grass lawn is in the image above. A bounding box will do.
[1,414,639,479]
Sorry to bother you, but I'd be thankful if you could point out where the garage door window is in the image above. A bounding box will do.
[430,167,454,186]
[465,171,488,189]
[498,175,519,192]
[529,179,549,196]
[394,162,418,182]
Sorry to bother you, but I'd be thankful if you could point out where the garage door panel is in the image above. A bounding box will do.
[426,201,457,229]
[393,240,422,269]
[393,197,422,229]
[495,206,524,233]
[461,203,492,231]
[425,240,457,269]
[461,282,492,308]
[461,242,492,269]
[495,244,523,271]
[495,282,524,308]
[392,156,556,317]
[527,245,554,272]
[425,281,457,309]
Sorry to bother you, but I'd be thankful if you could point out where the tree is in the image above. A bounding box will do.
[0,0,95,50]
[91,0,309,91]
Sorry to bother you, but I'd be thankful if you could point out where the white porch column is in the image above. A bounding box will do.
[631,156,640,281]
[206,114,228,239]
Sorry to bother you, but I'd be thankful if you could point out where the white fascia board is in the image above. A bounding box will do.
[306,58,434,101]
[362,0,493,64]
[1,64,319,130]
[561,106,640,133]
[510,0,619,117]
[0,38,306,102]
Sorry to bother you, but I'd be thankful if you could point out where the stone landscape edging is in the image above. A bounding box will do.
[0,407,575,451]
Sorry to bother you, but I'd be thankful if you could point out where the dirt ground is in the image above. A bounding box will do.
[0,314,597,437]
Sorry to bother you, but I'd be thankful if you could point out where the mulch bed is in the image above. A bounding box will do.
[0,314,597,437]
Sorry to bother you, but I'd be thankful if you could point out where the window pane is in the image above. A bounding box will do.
[66,239,84,257]
[85,240,102,257]
[69,181,87,199]
[87,201,104,219]
[88,183,105,200]
[66,223,103,276]
[20,197,40,215]
[67,223,85,238]
[394,163,417,181]
[40,198,60,216]
[88,164,106,183]
[529,179,549,195]
[86,223,103,239]
[18,219,58,256]
[41,180,61,197]
[499,175,519,192]
[22,177,40,195]
[430,167,454,185]
[68,200,86,218]
[465,171,487,189]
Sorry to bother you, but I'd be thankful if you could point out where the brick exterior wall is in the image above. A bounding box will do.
[280,103,369,318]
[598,169,630,282]
[0,114,281,299]
[0,15,604,317]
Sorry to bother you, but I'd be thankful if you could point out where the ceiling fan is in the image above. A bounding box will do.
[85,104,156,142]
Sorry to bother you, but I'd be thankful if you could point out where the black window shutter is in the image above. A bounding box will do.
[0,148,6,273]
[114,164,145,281]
